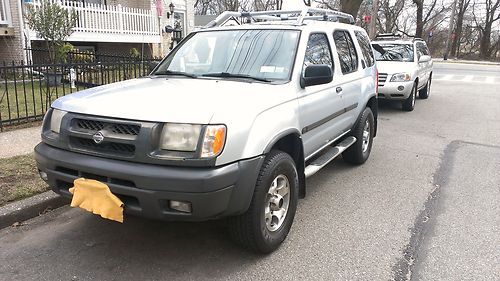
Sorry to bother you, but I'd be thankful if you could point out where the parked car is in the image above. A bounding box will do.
[34,8,378,253]
[371,33,433,111]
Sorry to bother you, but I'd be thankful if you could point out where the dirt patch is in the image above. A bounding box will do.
[0,153,49,207]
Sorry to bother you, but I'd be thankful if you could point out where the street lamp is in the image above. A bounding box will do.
[167,3,175,19]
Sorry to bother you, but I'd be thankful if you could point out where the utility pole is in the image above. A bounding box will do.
[369,0,379,39]
[444,0,458,60]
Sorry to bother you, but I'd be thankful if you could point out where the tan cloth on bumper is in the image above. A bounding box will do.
[69,178,124,223]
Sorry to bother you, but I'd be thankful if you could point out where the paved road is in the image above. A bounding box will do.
[0,62,499,281]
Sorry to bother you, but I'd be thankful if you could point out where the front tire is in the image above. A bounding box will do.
[342,107,374,165]
[402,82,417,111]
[228,150,299,254]
[419,76,431,99]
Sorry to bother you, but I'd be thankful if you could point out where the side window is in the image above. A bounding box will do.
[416,42,429,58]
[354,31,375,67]
[345,32,359,71]
[303,33,333,70]
[333,30,358,74]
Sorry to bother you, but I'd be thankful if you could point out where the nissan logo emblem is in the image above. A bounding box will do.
[92,131,105,144]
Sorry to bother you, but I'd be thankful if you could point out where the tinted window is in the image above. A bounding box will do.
[303,33,333,69]
[355,31,375,67]
[372,43,414,62]
[333,30,358,74]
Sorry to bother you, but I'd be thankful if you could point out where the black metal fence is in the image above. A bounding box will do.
[0,55,161,130]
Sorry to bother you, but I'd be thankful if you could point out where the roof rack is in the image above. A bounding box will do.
[374,33,402,40]
[203,8,355,29]
[375,33,426,42]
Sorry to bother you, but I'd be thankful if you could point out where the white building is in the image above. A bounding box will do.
[0,0,195,62]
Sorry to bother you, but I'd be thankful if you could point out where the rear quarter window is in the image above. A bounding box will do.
[354,31,375,67]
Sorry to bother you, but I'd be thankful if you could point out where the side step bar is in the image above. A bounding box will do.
[304,136,356,178]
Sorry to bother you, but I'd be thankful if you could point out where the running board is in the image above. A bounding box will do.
[304,136,356,178]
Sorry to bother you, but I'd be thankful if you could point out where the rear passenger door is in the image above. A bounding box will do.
[298,33,349,158]
[331,29,363,127]
[416,42,430,87]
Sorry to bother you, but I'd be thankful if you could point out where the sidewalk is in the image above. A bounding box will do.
[0,126,41,158]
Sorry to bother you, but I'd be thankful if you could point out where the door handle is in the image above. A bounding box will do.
[336,87,343,93]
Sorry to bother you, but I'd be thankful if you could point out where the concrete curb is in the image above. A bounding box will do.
[0,191,69,229]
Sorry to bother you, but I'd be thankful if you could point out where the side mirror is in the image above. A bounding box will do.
[419,55,431,63]
[300,64,333,88]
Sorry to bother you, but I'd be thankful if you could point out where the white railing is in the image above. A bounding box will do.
[29,0,160,42]
[0,0,12,26]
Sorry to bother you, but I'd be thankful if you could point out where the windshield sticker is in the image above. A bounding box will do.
[260,66,276,73]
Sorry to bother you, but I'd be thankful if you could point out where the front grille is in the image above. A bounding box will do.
[378,73,388,87]
[70,137,136,157]
[74,119,141,136]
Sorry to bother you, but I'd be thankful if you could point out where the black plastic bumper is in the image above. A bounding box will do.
[34,143,264,221]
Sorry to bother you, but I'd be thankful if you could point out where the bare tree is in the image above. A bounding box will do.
[339,0,364,17]
[412,0,446,38]
[378,0,406,33]
[253,0,283,11]
[473,0,500,59]
[450,0,472,57]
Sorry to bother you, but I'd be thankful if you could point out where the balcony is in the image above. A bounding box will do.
[0,0,12,26]
[27,0,161,43]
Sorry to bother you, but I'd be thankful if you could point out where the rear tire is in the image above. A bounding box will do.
[419,76,431,99]
[402,82,417,111]
[342,107,374,165]
[228,150,298,254]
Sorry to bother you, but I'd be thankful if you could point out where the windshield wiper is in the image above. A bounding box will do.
[201,72,272,83]
[154,70,198,78]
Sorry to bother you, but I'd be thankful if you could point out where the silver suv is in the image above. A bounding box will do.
[35,8,378,253]
[372,34,433,111]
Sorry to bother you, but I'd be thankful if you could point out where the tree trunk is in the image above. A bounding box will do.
[480,22,493,59]
[340,0,363,18]
[451,0,468,58]
[413,0,424,38]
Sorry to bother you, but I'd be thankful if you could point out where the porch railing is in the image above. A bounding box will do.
[0,0,11,26]
[29,0,160,40]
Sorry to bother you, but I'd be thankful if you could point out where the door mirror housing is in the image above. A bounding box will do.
[419,55,431,63]
[301,64,333,88]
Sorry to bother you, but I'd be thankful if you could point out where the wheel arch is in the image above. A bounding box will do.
[353,94,378,138]
[264,130,306,199]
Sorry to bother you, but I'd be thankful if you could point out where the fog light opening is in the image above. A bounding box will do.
[39,170,48,181]
[169,200,192,213]
[397,85,405,91]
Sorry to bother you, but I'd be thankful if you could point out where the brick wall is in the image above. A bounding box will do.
[0,0,25,63]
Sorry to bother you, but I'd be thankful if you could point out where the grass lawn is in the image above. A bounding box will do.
[0,153,49,207]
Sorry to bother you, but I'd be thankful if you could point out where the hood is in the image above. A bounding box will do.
[52,77,293,124]
[375,61,416,75]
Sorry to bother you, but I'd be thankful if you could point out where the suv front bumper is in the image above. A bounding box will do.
[378,80,414,100]
[35,143,264,221]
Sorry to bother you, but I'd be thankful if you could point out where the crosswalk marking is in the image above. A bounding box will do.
[463,75,474,82]
[433,74,499,84]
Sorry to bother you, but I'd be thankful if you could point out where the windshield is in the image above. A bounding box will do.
[153,29,300,82]
[372,43,414,62]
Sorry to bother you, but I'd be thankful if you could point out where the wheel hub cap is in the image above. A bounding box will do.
[265,175,290,232]
[362,120,370,153]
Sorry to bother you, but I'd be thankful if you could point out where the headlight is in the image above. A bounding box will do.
[160,123,202,151]
[390,73,411,82]
[201,125,226,158]
[50,109,67,133]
